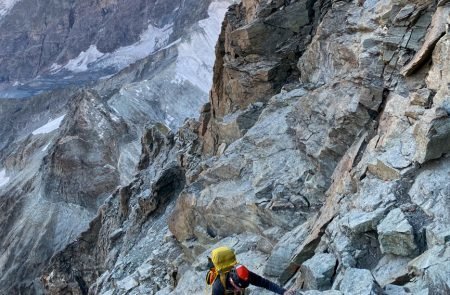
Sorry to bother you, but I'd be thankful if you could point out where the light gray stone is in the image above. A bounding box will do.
[117,276,139,291]
[409,156,450,222]
[339,268,381,295]
[401,5,450,76]
[426,223,450,247]
[413,108,450,164]
[340,208,386,234]
[377,209,416,256]
[372,255,409,287]
[265,222,310,277]
[394,4,416,23]
[299,253,337,290]
[408,245,450,292]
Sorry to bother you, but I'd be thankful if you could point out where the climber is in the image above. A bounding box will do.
[206,246,295,295]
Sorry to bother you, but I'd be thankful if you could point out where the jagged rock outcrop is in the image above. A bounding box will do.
[0,89,132,293]
[42,123,187,294]
[202,0,329,153]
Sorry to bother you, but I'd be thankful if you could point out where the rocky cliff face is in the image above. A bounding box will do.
[3,0,450,294]
[0,0,231,293]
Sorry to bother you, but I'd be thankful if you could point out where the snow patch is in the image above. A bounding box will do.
[42,143,51,152]
[49,63,62,73]
[32,115,65,135]
[0,169,9,188]
[164,113,175,129]
[64,45,105,73]
[0,0,20,19]
[60,24,173,74]
[97,23,173,70]
[173,1,231,93]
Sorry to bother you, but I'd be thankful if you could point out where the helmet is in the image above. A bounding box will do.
[230,264,250,288]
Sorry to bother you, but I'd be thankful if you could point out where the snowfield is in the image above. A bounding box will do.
[0,169,9,187]
[32,115,66,135]
[173,1,231,92]
[58,24,173,73]
[0,0,20,19]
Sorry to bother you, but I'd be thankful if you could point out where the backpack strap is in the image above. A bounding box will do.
[219,272,227,289]
[206,269,217,285]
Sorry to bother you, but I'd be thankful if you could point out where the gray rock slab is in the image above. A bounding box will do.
[339,268,381,295]
[265,222,310,277]
[340,208,386,235]
[409,156,450,223]
[377,208,416,256]
[300,253,337,290]
[372,255,409,287]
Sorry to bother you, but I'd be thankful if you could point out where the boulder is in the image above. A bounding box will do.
[409,156,450,222]
[413,108,450,164]
[377,209,416,256]
[340,208,386,235]
[264,222,310,277]
[372,255,409,287]
[409,89,431,107]
[408,245,450,292]
[426,222,450,247]
[299,253,337,290]
[339,268,381,295]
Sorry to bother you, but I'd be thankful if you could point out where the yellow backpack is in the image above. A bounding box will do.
[211,247,237,273]
[206,246,240,293]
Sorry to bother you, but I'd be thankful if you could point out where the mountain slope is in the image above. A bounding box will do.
[0,0,231,293]
[45,0,450,294]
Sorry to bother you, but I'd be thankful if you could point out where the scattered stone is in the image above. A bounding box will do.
[340,208,386,235]
[409,89,431,107]
[426,223,450,247]
[372,255,409,287]
[394,4,416,23]
[117,276,139,291]
[339,268,381,295]
[377,209,416,256]
[367,159,401,181]
[413,108,450,164]
[299,253,337,290]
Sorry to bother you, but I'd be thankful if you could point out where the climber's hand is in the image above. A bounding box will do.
[283,289,296,295]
